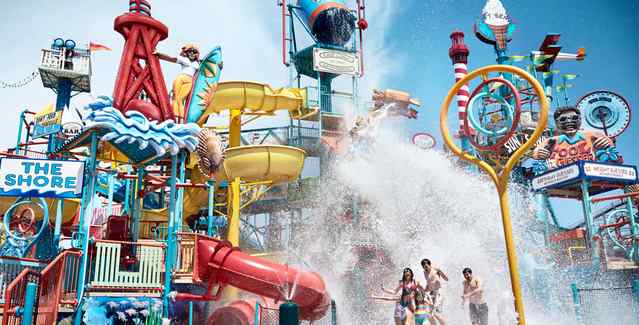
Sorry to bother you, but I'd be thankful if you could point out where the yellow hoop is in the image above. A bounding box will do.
[439,64,549,325]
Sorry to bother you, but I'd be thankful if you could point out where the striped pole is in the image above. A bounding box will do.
[454,62,471,133]
[449,31,473,151]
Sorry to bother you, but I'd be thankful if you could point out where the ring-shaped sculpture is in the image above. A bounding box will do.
[440,65,548,325]
[3,197,49,242]
[464,77,522,152]
[466,92,512,136]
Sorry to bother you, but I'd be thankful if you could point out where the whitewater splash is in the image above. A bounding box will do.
[289,125,580,324]
[85,96,200,158]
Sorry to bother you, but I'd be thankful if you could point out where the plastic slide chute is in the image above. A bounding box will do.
[176,235,330,321]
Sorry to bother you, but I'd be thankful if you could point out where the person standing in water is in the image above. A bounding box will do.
[461,268,488,325]
[379,267,418,325]
[414,288,435,325]
[155,44,202,123]
[421,259,448,325]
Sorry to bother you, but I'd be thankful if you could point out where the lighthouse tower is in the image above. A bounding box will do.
[112,0,174,122]
[448,31,473,148]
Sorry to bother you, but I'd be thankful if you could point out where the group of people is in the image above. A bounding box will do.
[374,259,488,325]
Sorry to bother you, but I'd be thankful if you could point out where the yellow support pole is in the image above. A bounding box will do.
[224,109,243,300]
[228,176,241,247]
[439,65,549,325]
[227,108,242,246]
[229,109,242,147]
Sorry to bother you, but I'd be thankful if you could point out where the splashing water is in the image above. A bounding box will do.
[287,124,587,324]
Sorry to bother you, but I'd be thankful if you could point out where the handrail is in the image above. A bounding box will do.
[36,250,82,325]
[2,268,40,325]
[591,192,639,204]
[0,257,46,305]
[93,238,166,248]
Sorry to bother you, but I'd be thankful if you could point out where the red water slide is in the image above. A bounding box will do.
[175,235,330,321]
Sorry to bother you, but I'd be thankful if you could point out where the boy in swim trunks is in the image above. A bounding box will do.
[422,258,448,325]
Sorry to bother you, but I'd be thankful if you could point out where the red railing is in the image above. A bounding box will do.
[2,268,41,325]
[35,250,82,325]
[0,256,45,304]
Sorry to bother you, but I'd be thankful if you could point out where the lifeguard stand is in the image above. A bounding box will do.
[39,39,91,106]
[38,38,91,151]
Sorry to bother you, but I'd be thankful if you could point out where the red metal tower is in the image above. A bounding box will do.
[112,0,174,122]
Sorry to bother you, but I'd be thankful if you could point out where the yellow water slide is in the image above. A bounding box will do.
[195,81,317,124]
[141,81,309,225]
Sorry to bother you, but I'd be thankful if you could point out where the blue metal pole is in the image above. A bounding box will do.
[163,153,178,317]
[177,152,186,232]
[535,192,550,245]
[254,301,260,325]
[73,132,99,325]
[131,167,144,242]
[49,78,72,153]
[22,282,38,325]
[188,302,193,325]
[15,110,26,153]
[331,299,337,325]
[53,199,64,249]
[633,279,639,306]
[107,172,114,217]
[579,179,599,266]
[207,179,215,236]
[570,283,583,324]
[55,78,72,110]
[624,194,639,262]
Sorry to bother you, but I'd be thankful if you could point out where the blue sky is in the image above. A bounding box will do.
[0,1,637,226]
[379,0,639,227]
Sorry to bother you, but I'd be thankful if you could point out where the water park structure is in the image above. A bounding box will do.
[0,0,637,325]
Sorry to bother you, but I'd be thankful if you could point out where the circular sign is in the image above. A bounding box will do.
[62,122,83,138]
[412,133,436,150]
[576,90,631,137]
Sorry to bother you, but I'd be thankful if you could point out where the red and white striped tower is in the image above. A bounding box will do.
[448,31,472,139]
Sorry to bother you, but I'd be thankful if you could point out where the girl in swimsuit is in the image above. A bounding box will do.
[414,288,435,325]
[379,268,418,325]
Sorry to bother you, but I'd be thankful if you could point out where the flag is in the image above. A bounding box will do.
[556,84,573,91]
[508,55,526,62]
[532,54,553,64]
[89,42,112,52]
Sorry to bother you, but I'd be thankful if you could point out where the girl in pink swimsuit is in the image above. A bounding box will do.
[381,268,417,325]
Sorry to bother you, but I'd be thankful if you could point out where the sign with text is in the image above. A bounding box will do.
[532,164,580,191]
[32,111,62,138]
[313,48,360,76]
[583,162,637,182]
[62,122,83,139]
[0,158,85,198]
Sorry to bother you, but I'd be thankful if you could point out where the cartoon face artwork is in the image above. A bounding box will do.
[531,106,620,173]
[554,108,581,136]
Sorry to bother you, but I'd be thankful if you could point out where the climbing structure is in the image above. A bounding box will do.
[112,0,173,122]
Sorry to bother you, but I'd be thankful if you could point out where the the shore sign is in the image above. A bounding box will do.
[0,158,85,198]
